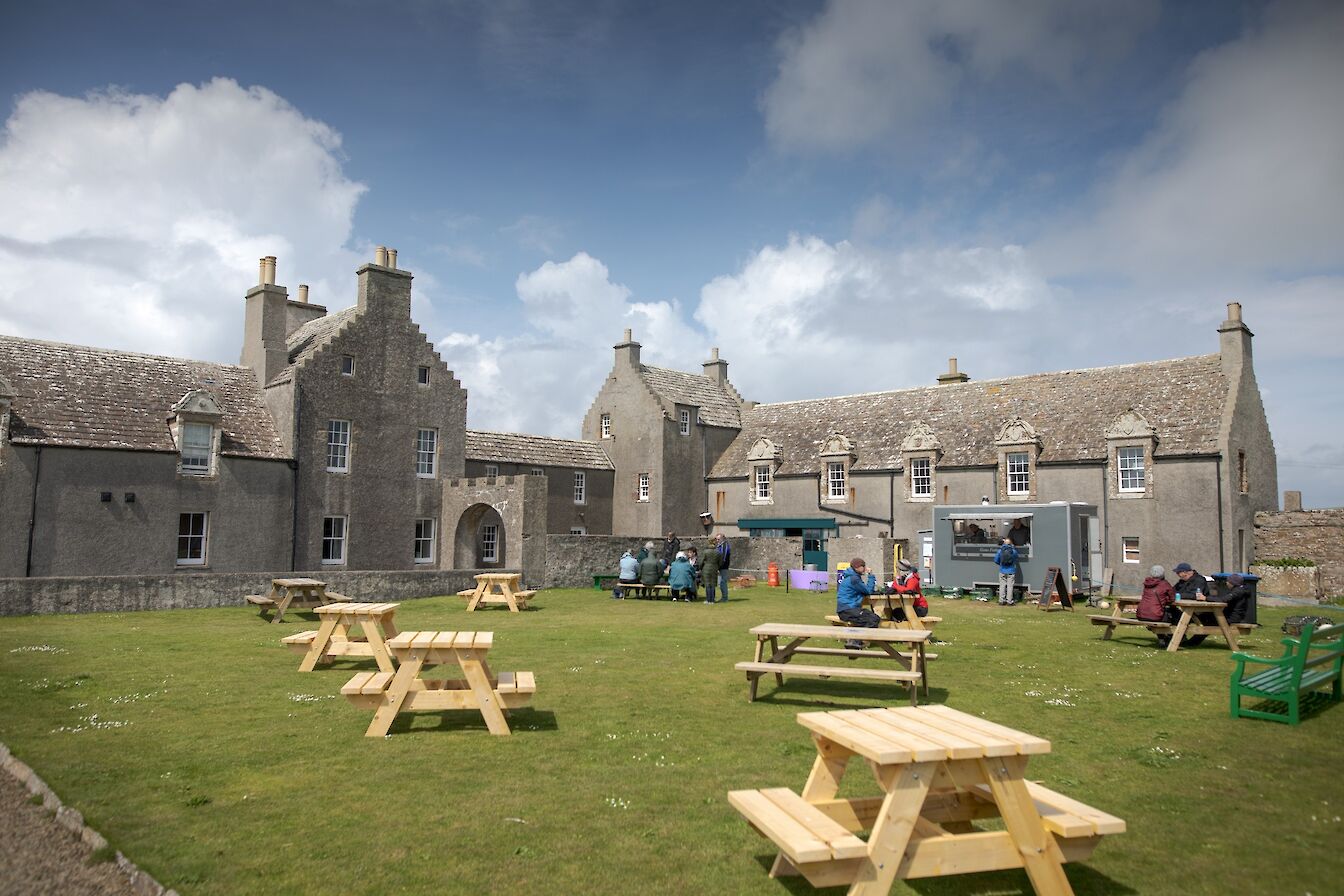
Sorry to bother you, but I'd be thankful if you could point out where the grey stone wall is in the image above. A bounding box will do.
[1255,508,1344,597]
[537,534,805,589]
[0,568,484,617]
[0,444,38,577]
[462,460,614,535]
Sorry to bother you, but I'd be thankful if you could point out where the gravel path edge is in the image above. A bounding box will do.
[0,741,178,896]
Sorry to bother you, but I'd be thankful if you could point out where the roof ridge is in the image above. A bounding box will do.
[466,428,593,443]
[0,333,248,370]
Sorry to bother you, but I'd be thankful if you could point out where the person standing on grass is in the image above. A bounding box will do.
[668,551,697,601]
[662,531,681,570]
[700,537,722,604]
[836,558,881,650]
[994,538,1020,605]
[685,546,700,600]
[613,549,640,599]
[712,533,732,603]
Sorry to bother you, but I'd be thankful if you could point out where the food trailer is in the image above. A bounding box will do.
[931,502,1100,596]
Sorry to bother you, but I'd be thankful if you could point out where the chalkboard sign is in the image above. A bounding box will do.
[1038,566,1073,611]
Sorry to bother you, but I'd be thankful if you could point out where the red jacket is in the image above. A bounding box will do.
[1137,576,1175,621]
[889,571,929,610]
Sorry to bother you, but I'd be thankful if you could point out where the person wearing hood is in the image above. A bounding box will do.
[638,547,664,590]
[1221,573,1254,624]
[885,559,929,621]
[613,549,640,600]
[836,558,880,650]
[668,551,697,601]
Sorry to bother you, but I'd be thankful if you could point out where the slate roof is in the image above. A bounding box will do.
[0,335,288,459]
[640,365,742,428]
[709,355,1228,478]
[266,306,360,385]
[465,429,614,470]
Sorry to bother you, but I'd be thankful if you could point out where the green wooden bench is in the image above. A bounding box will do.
[592,573,621,590]
[1230,623,1343,725]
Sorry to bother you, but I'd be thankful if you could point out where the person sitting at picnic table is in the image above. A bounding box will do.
[1172,561,1216,624]
[668,551,697,601]
[883,559,929,621]
[638,548,664,590]
[636,540,655,563]
[1221,573,1254,625]
[993,538,1020,605]
[837,557,881,650]
[1137,565,1178,645]
[613,549,640,600]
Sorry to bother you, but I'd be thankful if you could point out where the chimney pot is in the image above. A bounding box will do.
[937,356,970,385]
[388,249,398,269]
[1284,490,1303,512]
[375,246,389,266]
[623,328,632,343]
[1227,302,1242,322]
[298,284,309,304]
[263,256,277,285]
[711,347,719,360]
[258,257,267,286]
[949,357,958,374]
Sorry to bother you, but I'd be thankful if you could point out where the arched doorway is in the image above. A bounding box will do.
[453,503,507,569]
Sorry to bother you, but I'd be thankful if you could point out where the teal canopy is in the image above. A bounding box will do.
[736,518,837,530]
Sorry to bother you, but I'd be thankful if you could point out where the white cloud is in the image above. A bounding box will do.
[0,78,365,361]
[762,0,1158,153]
[1039,2,1344,282]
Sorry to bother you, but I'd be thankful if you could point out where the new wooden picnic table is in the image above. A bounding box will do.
[736,623,932,705]
[458,573,536,612]
[246,578,337,624]
[283,602,400,672]
[1089,595,1253,652]
[729,705,1125,896]
[341,631,536,737]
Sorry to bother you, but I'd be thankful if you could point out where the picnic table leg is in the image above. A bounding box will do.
[298,614,341,672]
[848,761,935,896]
[362,620,396,674]
[272,587,293,625]
[500,583,520,613]
[1168,610,1195,652]
[458,651,511,735]
[366,656,422,737]
[977,755,1074,896]
[770,636,785,687]
[466,583,488,612]
[1211,609,1239,651]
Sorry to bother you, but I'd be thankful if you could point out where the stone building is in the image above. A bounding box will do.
[591,304,1277,588]
[463,430,614,536]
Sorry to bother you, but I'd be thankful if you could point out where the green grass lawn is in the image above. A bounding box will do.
[1,588,1340,895]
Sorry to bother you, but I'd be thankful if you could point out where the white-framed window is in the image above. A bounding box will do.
[570,526,586,535]
[753,464,772,501]
[485,464,498,479]
[481,524,498,562]
[1122,536,1140,564]
[530,467,544,477]
[326,420,350,472]
[180,422,213,475]
[322,516,347,565]
[415,428,437,478]
[827,462,846,500]
[600,413,611,439]
[1006,451,1031,496]
[340,355,355,376]
[637,473,650,502]
[1117,447,1145,492]
[414,518,435,564]
[679,409,691,435]
[416,365,430,386]
[176,512,208,566]
[574,470,586,504]
[910,457,932,497]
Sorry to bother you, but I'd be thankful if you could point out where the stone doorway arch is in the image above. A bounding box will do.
[454,503,507,569]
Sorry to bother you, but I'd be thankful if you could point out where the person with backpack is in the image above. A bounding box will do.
[994,538,1020,605]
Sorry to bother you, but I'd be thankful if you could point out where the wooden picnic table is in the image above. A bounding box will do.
[1088,595,1253,652]
[246,578,337,624]
[729,704,1125,896]
[341,631,536,737]
[862,592,941,631]
[736,623,933,705]
[283,602,400,672]
[458,573,536,612]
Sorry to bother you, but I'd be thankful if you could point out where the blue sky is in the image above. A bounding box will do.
[1,0,1341,506]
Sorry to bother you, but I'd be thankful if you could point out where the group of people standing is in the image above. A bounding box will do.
[1137,562,1254,645]
[613,532,732,603]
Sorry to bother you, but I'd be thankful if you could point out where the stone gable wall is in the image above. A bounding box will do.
[1254,508,1344,598]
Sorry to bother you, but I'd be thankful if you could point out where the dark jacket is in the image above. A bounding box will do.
[700,543,721,580]
[714,540,731,572]
[638,554,663,586]
[1174,571,1209,601]
[1222,583,1254,623]
[836,566,876,612]
[1137,576,1176,621]
[662,537,681,568]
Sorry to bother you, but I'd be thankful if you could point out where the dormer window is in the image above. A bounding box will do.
[819,432,856,504]
[900,421,942,503]
[170,389,223,478]
[747,437,780,506]
[679,408,692,436]
[1105,409,1157,499]
[995,418,1042,502]
[340,355,356,376]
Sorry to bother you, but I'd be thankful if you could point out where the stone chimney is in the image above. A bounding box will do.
[614,328,641,370]
[241,255,289,386]
[702,346,729,386]
[1218,301,1253,378]
[356,246,413,321]
[284,282,327,338]
[937,357,970,385]
[1283,490,1303,512]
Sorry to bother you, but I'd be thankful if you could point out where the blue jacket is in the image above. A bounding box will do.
[836,567,876,612]
[618,553,639,581]
[668,558,696,590]
[994,544,1019,574]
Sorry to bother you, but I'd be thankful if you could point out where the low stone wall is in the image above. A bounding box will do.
[0,569,485,617]
[538,534,804,589]
[1248,565,1324,601]
[1254,508,1344,598]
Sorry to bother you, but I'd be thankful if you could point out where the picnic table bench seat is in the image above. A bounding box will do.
[281,630,320,648]
[1086,615,1173,633]
[342,671,396,696]
[825,613,942,629]
[791,643,938,663]
[728,787,869,866]
[735,660,921,685]
[1230,623,1343,725]
[245,594,276,608]
[456,589,477,598]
